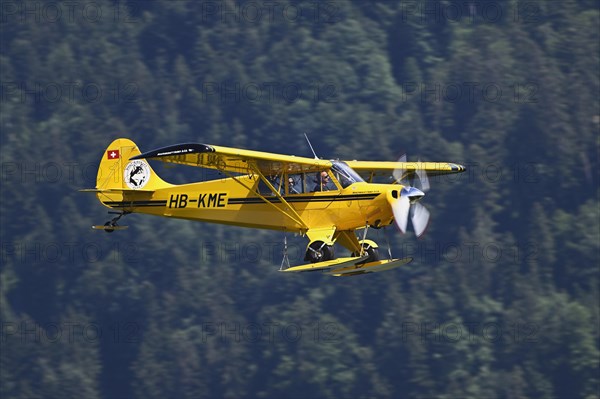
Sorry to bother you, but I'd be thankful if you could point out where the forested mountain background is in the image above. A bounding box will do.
[1,1,598,398]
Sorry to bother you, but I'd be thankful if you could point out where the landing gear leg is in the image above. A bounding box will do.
[383,227,393,260]
[359,222,369,257]
[350,222,380,262]
[280,233,290,271]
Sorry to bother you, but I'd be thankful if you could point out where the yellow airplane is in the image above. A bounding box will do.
[82,138,465,276]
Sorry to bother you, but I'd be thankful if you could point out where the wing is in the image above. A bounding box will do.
[344,160,466,179]
[131,143,332,175]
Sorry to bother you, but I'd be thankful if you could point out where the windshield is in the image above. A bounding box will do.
[331,161,365,188]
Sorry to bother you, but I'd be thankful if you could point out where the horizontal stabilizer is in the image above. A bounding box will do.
[92,225,129,231]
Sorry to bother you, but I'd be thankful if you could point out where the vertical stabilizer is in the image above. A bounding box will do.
[97,138,171,191]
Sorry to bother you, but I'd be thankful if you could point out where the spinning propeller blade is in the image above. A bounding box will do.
[390,195,410,234]
[389,155,432,238]
[392,154,407,183]
[410,202,430,238]
[415,159,430,192]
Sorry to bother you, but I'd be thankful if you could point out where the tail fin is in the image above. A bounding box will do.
[97,138,171,191]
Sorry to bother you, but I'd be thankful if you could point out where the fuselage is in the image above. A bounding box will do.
[98,175,398,233]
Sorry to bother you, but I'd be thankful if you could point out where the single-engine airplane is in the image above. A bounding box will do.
[82,138,465,276]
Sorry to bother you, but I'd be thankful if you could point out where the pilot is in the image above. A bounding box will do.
[313,171,331,192]
[288,177,300,194]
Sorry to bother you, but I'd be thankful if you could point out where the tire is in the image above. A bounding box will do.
[305,241,335,263]
[104,221,115,233]
[352,243,379,262]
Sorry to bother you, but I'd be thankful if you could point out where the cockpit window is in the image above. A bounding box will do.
[257,173,284,196]
[331,161,365,188]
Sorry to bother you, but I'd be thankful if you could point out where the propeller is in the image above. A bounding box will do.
[392,154,407,183]
[388,155,431,238]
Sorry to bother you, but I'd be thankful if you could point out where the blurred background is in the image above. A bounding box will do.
[1,1,598,398]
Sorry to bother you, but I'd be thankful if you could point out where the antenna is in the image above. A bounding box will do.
[304,133,319,159]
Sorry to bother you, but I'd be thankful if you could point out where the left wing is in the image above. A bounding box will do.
[131,143,331,175]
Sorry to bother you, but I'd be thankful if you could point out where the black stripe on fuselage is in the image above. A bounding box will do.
[103,193,380,208]
[104,200,167,208]
[227,193,380,204]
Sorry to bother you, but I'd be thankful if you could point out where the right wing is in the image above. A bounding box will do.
[344,160,466,180]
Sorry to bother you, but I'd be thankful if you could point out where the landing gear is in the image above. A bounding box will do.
[351,242,380,262]
[93,211,130,233]
[304,240,335,263]
[104,221,115,233]
[349,223,380,262]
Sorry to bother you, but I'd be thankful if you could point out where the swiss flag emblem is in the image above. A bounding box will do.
[107,149,120,160]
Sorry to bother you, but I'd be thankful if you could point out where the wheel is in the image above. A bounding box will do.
[305,241,334,263]
[351,243,379,262]
[104,221,115,233]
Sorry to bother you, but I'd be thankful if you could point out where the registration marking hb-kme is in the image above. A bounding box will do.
[168,193,227,208]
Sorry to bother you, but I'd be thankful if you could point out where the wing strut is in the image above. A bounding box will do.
[218,166,309,232]
[249,164,309,231]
